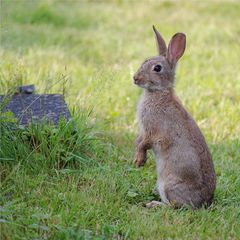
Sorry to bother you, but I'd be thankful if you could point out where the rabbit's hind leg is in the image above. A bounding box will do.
[165,183,202,209]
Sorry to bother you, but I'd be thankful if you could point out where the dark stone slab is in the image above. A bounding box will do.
[0,93,71,126]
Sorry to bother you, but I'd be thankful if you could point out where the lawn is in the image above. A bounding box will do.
[0,0,240,239]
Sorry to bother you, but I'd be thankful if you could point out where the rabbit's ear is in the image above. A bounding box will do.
[167,33,186,66]
[153,25,167,56]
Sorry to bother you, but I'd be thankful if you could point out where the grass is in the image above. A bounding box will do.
[0,0,240,239]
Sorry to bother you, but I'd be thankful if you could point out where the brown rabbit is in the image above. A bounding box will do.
[134,26,216,209]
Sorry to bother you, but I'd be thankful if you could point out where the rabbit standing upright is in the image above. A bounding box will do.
[134,26,216,209]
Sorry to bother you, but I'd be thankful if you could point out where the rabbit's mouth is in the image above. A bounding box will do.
[134,80,145,87]
[133,76,145,86]
[134,79,143,86]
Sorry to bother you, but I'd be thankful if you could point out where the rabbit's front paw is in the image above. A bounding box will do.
[134,151,146,167]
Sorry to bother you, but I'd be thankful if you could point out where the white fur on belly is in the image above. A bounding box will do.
[155,151,169,204]
[157,179,169,204]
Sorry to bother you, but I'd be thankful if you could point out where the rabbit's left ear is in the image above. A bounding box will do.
[167,33,186,66]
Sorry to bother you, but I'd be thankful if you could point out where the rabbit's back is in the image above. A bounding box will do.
[172,96,216,194]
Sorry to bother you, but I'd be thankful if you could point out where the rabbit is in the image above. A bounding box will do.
[133,26,216,209]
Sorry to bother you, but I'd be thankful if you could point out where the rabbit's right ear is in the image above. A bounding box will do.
[153,25,167,56]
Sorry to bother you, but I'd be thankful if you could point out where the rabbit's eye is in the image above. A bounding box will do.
[153,65,162,72]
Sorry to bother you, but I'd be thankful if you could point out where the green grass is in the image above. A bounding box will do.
[1,0,240,239]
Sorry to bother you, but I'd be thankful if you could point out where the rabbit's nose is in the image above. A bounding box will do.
[133,75,141,84]
[133,75,138,82]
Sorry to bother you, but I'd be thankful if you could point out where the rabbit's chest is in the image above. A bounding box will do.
[137,100,164,130]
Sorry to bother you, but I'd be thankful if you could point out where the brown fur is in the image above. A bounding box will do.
[134,26,216,209]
